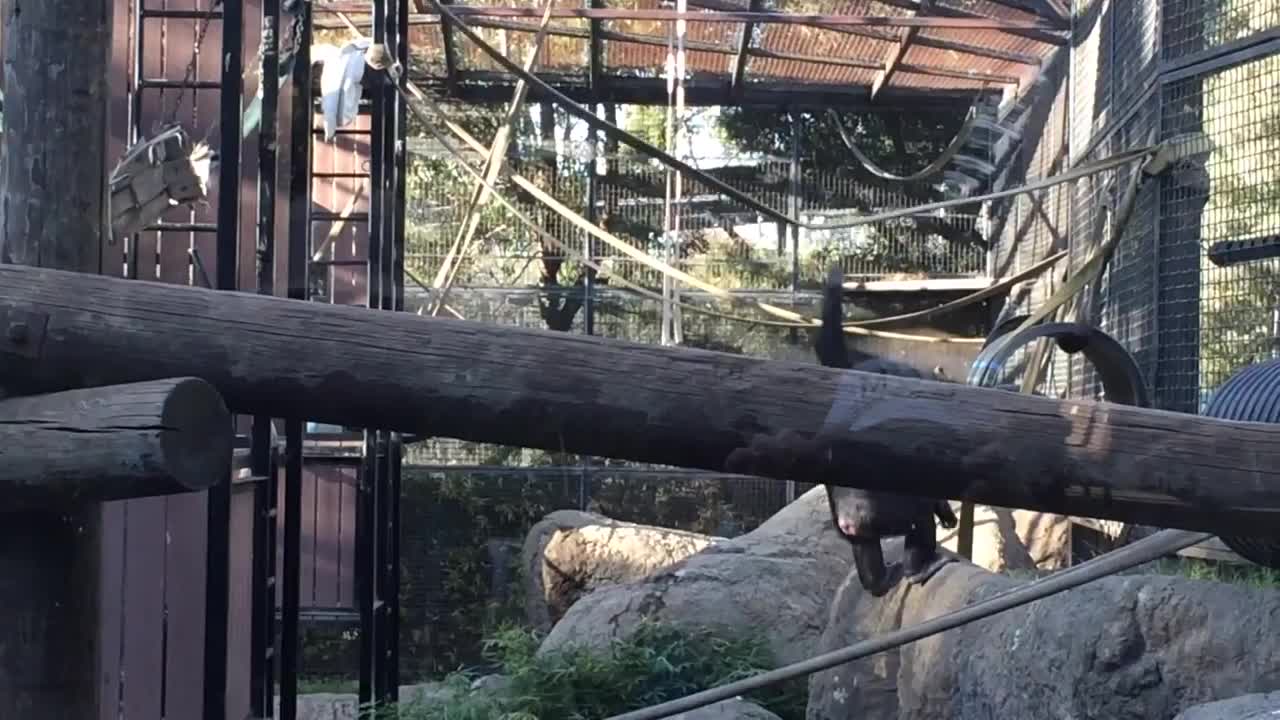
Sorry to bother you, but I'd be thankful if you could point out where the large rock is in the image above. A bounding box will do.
[538,486,853,666]
[1173,691,1280,719]
[522,509,723,631]
[809,542,1280,719]
[937,503,1069,572]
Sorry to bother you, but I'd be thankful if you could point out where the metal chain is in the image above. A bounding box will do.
[159,0,226,130]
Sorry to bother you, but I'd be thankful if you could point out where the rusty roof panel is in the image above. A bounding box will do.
[890,69,988,91]
[409,0,1061,100]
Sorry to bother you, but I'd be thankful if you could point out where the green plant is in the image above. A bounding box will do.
[387,621,806,720]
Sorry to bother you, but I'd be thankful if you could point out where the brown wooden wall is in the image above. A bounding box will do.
[100,1,372,718]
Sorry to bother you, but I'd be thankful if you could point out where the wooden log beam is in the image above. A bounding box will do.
[0,378,233,510]
[2,264,1279,536]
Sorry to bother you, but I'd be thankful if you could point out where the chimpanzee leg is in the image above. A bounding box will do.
[849,536,892,597]
[903,517,954,587]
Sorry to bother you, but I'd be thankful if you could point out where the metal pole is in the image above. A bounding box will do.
[281,2,313,716]
[205,1,244,716]
[249,0,281,714]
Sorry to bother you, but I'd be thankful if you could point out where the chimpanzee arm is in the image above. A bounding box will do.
[934,500,959,529]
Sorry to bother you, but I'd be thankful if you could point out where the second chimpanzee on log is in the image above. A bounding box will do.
[815,266,958,597]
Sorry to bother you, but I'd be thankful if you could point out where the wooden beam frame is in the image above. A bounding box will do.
[316,2,1067,34]
[439,0,459,95]
[409,71,989,109]
[4,264,1280,537]
[317,7,1050,67]
[730,0,763,97]
[588,0,604,94]
[869,0,1066,45]
[436,18,1020,87]
[980,0,1070,25]
[870,0,929,101]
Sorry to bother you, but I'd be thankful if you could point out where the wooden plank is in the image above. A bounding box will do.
[120,500,167,720]
[301,466,319,607]
[225,485,258,720]
[162,493,207,718]
[314,465,343,607]
[0,378,233,508]
[3,266,1280,536]
[338,466,358,609]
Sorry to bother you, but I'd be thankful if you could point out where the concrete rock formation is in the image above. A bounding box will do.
[537,486,853,666]
[1172,691,1280,719]
[522,509,723,631]
[809,543,1280,719]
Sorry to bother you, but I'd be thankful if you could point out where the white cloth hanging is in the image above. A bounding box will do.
[315,38,371,142]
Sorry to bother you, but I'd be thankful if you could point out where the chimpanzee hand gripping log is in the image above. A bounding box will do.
[814,266,959,596]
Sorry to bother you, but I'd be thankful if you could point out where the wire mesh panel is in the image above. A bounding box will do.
[1158,49,1280,411]
[1162,0,1280,61]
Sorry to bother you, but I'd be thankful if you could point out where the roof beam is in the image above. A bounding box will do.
[978,0,1069,25]
[870,0,928,101]
[730,0,763,97]
[445,18,1018,87]
[589,0,604,93]
[868,0,1066,45]
[438,0,459,95]
[410,71,987,109]
[682,0,1044,65]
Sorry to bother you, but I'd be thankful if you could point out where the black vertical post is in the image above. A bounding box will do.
[281,2,312,718]
[386,0,410,699]
[250,0,281,715]
[787,109,801,343]
[584,105,599,336]
[360,0,389,708]
[206,1,244,717]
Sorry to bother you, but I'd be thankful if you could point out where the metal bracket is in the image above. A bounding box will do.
[0,306,49,360]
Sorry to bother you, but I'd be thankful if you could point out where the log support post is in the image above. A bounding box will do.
[0,378,234,510]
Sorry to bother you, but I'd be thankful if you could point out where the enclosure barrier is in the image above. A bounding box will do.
[605,528,1212,720]
[2,263,1280,540]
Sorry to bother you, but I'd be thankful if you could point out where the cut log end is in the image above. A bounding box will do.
[0,377,233,509]
[159,376,235,492]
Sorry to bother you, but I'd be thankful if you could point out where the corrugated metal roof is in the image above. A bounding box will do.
[357,0,1067,103]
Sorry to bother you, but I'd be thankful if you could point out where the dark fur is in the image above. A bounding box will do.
[816,266,958,596]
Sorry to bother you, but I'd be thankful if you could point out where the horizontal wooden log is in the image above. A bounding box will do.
[0,377,232,509]
[0,264,1278,534]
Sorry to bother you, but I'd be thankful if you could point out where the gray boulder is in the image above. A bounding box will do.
[809,541,1280,719]
[1174,691,1280,719]
[537,486,852,666]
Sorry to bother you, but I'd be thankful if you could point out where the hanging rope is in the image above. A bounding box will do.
[828,105,980,184]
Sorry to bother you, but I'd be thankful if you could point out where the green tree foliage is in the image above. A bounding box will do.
[391,622,807,720]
